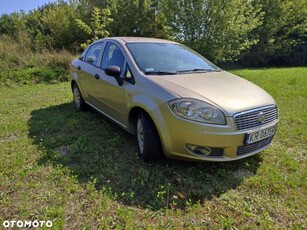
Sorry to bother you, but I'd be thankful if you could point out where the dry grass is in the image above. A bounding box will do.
[0,35,72,87]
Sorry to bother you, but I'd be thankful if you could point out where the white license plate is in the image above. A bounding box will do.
[246,126,276,145]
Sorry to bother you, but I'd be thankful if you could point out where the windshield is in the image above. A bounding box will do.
[126,42,220,75]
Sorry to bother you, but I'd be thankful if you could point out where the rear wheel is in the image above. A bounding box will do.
[72,83,87,111]
[136,112,162,162]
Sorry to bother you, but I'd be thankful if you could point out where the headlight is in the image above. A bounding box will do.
[168,99,226,124]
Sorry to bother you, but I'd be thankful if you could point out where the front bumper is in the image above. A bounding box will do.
[153,104,278,162]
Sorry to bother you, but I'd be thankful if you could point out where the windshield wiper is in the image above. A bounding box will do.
[177,68,221,73]
[144,70,177,75]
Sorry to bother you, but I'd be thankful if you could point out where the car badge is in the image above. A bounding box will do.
[258,112,265,123]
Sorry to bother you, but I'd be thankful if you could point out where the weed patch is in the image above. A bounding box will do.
[0,35,72,87]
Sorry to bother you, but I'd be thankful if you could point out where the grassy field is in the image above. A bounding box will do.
[0,67,306,229]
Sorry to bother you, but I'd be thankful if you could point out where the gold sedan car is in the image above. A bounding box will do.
[70,37,278,162]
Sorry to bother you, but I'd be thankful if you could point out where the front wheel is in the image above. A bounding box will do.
[136,112,162,162]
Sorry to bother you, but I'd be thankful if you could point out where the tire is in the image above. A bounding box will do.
[72,83,87,111]
[136,112,163,162]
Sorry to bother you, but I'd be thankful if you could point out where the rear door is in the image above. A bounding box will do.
[78,42,105,103]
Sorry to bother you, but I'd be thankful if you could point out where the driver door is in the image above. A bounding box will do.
[89,42,128,127]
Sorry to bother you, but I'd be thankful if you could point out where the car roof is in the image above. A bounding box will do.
[95,37,178,45]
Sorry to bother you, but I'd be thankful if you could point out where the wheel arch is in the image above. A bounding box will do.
[71,80,77,91]
[129,106,165,159]
[128,106,148,135]
[128,107,162,141]
[129,102,169,150]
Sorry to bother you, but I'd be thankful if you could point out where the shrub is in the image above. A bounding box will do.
[0,34,73,87]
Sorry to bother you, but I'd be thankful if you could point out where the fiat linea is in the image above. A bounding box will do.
[70,37,278,162]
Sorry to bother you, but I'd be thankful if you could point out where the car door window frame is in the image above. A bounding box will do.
[100,41,136,85]
[101,42,126,71]
[124,64,135,84]
[83,42,104,67]
[79,48,88,61]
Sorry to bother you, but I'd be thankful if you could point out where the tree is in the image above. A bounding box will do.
[0,12,27,37]
[161,0,262,62]
[92,0,168,38]
[243,0,307,65]
[76,7,113,49]
[1,0,305,65]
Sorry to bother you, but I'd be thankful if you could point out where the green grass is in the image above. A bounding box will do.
[0,67,306,229]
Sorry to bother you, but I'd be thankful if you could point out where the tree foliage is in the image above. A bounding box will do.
[0,12,26,37]
[161,0,262,62]
[110,0,156,37]
[244,0,307,65]
[76,7,113,49]
[40,1,81,50]
[0,0,305,65]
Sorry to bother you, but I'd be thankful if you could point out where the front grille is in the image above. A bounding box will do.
[234,106,278,131]
[237,137,273,156]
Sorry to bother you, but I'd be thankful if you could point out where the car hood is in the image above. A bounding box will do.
[149,71,276,116]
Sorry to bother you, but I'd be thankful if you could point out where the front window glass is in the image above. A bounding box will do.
[126,43,220,75]
[124,65,135,84]
[101,43,125,73]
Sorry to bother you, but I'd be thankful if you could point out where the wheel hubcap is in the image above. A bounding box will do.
[73,87,81,108]
[137,118,144,154]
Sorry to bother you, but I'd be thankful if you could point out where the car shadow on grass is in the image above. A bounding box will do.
[28,102,262,210]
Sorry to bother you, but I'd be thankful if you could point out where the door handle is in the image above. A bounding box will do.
[77,66,81,70]
[95,74,100,79]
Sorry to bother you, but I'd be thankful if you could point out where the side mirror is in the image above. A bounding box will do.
[104,66,124,86]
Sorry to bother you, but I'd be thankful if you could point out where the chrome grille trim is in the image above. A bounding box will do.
[234,105,278,131]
